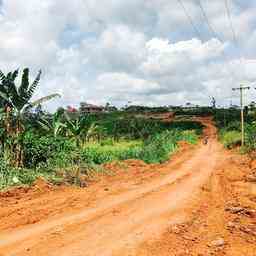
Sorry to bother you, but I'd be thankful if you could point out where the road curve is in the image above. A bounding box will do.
[0,118,222,256]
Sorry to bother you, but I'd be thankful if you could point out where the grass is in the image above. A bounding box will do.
[0,157,107,190]
[0,159,55,190]
[140,130,198,163]
[81,140,143,164]
[81,130,199,165]
[0,118,202,190]
[219,130,241,149]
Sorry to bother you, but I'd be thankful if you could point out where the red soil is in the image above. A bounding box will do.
[0,117,255,256]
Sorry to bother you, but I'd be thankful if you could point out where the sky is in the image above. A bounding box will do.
[0,0,256,111]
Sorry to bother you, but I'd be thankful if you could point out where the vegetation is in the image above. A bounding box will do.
[219,130,241,149]
[0,68,204,190]
[214,107,256,151]
[0,68,60,167]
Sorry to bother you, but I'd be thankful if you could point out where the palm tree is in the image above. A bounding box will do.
[0,68,60,167]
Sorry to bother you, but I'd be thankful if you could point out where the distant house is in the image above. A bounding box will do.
[79,102,104,114]
[66,105,78,113]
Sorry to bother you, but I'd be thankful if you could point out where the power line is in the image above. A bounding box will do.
[224,0,245,78]
[176,0,202,39]
[177,0,237,107]
[176,0,210,105]
[197,0,220,41]
[224,0,239,46]
[196,0,239,82]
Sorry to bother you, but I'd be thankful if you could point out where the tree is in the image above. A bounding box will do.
[0,68,60,167]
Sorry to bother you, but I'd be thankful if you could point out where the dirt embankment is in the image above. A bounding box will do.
[0,117,255,256]
[136,150,256,256]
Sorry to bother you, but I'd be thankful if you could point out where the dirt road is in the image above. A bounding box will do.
[0,118,255,256]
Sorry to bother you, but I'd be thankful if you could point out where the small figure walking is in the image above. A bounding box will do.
[203,136,208,145]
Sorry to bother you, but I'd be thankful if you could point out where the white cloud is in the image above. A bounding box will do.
[0,0,256,110]
[141,38,225,77]
[97,72,160,95]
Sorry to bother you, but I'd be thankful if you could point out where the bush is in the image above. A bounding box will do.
[220,130,241,149]
[226,121,241,131]
[139,130,198,163]
[23,132,76,168]
[245,123,256,151]
[83,114,203,140]
[140,131,177,163]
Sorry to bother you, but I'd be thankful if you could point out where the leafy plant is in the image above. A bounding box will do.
[38,108,66,137]
[220,130,241,149]
[0,68,60,167]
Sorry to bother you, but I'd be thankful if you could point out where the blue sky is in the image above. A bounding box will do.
[0,0,256,110]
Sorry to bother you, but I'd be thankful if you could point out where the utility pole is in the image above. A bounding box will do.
[232,84,250,147]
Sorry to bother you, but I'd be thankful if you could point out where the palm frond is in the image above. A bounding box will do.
[18,68,29,98]
[26,69,42,101]
[54,122,66,137]
[8,80,23,111]
[37,119,51,131]
[1,71,20,105]
[0,91,10,103]
[6,72,13,81]
[11,69,19,82]
[30,93,61,108]
[0,70,6,82]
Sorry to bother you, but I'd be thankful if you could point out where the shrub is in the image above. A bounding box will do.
[245,123,256,151]
[180,130,199,144]
[138,130,199,164]
[220,130,241,149]
[139,131,177,163]
[23,131,76,168]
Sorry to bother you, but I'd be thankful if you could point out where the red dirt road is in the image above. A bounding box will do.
[0,118,256,256]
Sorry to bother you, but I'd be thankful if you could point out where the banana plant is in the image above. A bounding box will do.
[64,112,87,147]
[84,123,106,143]
[38,108,66,137]
[0,68,61,167]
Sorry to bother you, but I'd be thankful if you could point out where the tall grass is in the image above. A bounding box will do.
[0,116,202,190]
[219,130,241,149]
[81,130,199,165]
[81,141,143,164]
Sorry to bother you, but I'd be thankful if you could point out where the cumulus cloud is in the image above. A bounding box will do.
[0,0,256,110]
[140,38,225,76]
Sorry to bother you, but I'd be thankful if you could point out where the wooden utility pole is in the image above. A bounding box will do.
[232,85,250,147]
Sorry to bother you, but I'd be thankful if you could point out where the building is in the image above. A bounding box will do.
[66,105,78,113]
[79,102,104,114]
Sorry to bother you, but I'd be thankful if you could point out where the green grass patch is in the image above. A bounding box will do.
[220,130,241,149]
[81,130,199,165]
[81,140,143,164]
[0,159,57,190]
